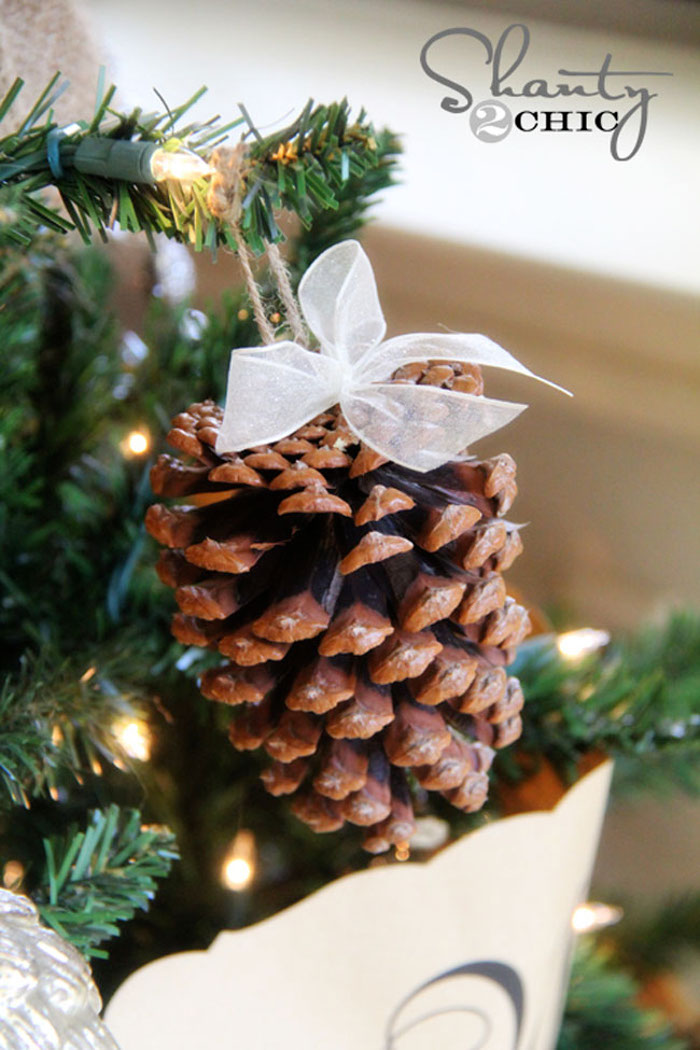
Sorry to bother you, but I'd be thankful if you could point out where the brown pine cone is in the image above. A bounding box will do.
[146,360,530,852]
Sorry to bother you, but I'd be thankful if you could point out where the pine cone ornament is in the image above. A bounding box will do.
[146,360,530,852]
[146,240,566,853]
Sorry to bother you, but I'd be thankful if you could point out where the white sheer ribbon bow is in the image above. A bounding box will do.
[216,240,569,473]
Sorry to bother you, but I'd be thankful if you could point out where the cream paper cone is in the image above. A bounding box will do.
[107,760,612,1050]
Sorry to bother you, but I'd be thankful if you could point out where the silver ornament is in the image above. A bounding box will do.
[0,887,120,1050]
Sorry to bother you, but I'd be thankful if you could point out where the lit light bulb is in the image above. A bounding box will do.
[120,428,151,458]
[114,718,152,761]
[571,901,623,933]
[150,148,212,183]
[72,136,213,186]
[2,859,25,889]
[557,628,610,662]
[223,857,253,889]
[128,430,150,455]
[221,829,256,891]
[410,816,450,852]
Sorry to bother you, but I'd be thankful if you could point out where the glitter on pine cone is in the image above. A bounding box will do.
[146,360,530,853]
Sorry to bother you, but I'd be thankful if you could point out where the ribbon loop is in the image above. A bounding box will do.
[215,341,341,454]
[298,240,386,365]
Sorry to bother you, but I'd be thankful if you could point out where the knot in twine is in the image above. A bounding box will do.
[207,143,248,226]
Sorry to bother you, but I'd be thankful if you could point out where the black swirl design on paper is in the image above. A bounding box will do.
[384,960,524,1049]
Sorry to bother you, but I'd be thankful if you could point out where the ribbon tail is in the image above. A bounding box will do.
[357,332,571,396]
[342,384,527,473]
[215,341,342,454]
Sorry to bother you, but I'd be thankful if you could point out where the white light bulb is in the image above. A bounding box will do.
[410,816,450,852]
[221,830,256,891]
[223,857,253,890]
[120,429,151,458]
[127,431,149,455]
[557,628,610,661]
[114,719,152,762]
[571,901,623,933]
[150,148,212,183]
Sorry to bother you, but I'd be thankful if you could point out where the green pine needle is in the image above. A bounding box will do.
[0,649,152,809]
[35,805,177,958]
